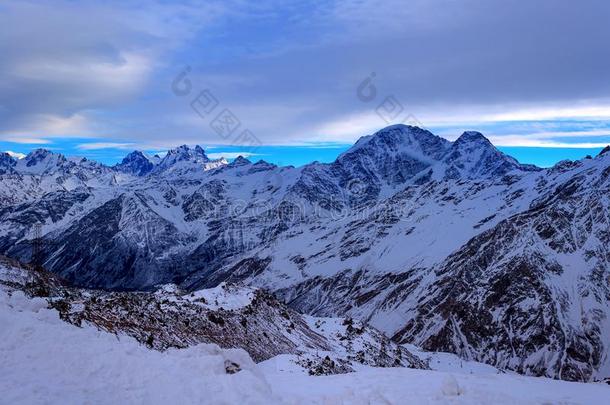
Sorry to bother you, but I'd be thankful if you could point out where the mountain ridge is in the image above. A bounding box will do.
[1,124,544,177]
[0,124,608,382]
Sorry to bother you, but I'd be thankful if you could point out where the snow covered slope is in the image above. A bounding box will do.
[0,289,273,404]
[0,259,425,373]
[1,124,609,382]
[2,269,609,404]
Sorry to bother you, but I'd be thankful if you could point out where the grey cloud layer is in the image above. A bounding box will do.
[1,0,609,146]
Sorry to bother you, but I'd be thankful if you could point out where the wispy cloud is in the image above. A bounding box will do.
[206,151,261,160]
[0,136,51,144]
[2,0,610,155]
[490,139,610,148]
[76,142,136,150]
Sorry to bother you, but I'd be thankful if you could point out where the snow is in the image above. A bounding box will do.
[1,286,609,404]
[264,366,610,404]
[5,150,26,159]
[404,344,503,375]
[2,126,610,399]
[157,282,256,310]
[0,289,273,404]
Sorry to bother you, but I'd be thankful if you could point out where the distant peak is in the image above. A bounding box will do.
[5,151,25,160]
[597,145,610,156]
[115,151,155,176]
[167,144,207,158]
[24,148,66,166]
[342,124,450,165]
[0,151,17,164]
[26,148,54,159]
[122,150,147,161]
[373,124,434,139]
[231,155,251,166]
[0,152,17,174]
[455,131,492,145]
[169,145,189,154]
[253,159,275,168]
[150,144,211,174]
[1,151,17,161]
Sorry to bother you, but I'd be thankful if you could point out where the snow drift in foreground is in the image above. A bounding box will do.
[2,288,609,404]
[0,290,272,404]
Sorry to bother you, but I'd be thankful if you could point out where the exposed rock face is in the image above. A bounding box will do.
[0,258,427,374]
[0,153,17,175]
[441,131,527,179]
[114,151,156,176]
[0,126,608,382]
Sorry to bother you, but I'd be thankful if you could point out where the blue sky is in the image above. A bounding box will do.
[1,1,610,167]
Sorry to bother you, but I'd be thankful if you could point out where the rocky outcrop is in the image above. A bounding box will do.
[0,258,427,374]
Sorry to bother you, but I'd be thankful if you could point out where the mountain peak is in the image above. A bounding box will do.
[330,124,452,192]
[17,148,68,175]
[152,144,212,174]
[344,124,450,161]
[230,155,252,166]
[166,144,208,161]
[0,152,17,175]
[441,131,529,179]
[115,151,156,176]
[25,148,56,161]
[597,145,610,157]
[455,131,492,145]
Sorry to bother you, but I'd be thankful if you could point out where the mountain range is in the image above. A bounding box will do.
[0,124,608,382]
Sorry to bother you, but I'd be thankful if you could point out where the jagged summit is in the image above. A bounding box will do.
[329,125,452,190]
[14,148,69,175]
[166,144,209,161]
[113,145,233,176]
[150,144,216,174]
[597,145,610,156]
[0,152,17,175]
[114,151,156,176]
[230,156,251,166]
[432,130,541,180]
[332,125,537,187]
[454,130,492,145]
[344,124,450,161]
[24,148,64,165]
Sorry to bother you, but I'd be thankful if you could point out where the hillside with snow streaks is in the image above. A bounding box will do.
[0,124,609,382]
[2,278,609,404]
[0,258,426,374]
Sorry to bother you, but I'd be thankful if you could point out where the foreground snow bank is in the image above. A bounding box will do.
[0,290,272,404]
[263,366,610,404]
[2,286,609,404]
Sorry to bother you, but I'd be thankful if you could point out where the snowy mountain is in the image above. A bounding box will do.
[0,152,17,175]
[114,151,159,176]
[0,124,608,382]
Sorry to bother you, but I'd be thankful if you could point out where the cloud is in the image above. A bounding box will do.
[76,142,136,150]
[0,3,153,129]
[1,0,610,151]
[0,0,229,142]
[490,140,610,149]
[0,136,51,144]
[206,151,261,159]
